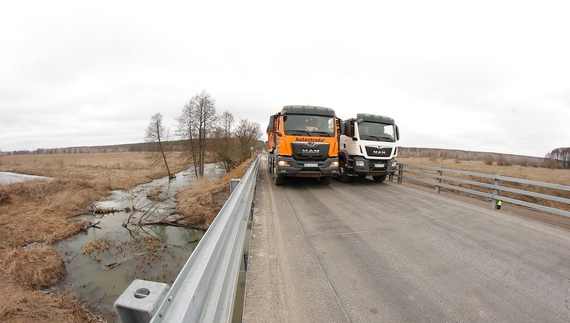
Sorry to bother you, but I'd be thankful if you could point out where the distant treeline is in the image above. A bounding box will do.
[399,147,569,169]
[1,139,266,156]
[2,144,568,169]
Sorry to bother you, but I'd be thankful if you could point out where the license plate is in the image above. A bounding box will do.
[305,163,318,167]
[374,163,385,168]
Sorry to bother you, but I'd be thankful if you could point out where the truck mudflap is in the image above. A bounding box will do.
[274,156,339,177]
[352,157,398,175]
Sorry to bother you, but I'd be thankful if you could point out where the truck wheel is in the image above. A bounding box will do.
[373,175,387,183]
[273,165,284,186]
[337,164,350,183]
[319,176,332,185]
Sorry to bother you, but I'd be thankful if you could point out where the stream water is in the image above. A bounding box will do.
[0,171,52,184]
[53,164,226,322]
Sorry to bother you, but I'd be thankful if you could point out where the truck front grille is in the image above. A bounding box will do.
[365,146,392,157]
[291,142,330,160]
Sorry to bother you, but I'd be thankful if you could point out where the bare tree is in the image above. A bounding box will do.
[235,119,262,162]
[177,91,217,177]
[550,147,570,169]
[145,113,174,179]
[211,111,237,171]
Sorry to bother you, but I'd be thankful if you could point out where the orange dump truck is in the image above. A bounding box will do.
[267,105,339,186]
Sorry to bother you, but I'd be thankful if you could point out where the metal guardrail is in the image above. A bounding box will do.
[115,156,260,323]
[394,163,570,218]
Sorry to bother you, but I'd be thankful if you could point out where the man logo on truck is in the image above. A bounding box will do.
[373,149,386,155]
[302,148,320,154]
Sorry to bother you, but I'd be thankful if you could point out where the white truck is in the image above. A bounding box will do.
[337,113,400,183]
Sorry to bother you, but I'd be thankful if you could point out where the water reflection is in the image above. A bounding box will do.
[0,171,52,184]
[53,164,226,322]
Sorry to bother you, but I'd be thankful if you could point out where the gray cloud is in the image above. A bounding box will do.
[1,1,569,158]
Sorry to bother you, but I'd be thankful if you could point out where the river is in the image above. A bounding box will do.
[53,164,226,322]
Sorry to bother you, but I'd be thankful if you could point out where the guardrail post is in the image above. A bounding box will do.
[436,169,443,194]
[397,164,404,184]
[230,179,240,194]
[114,280,170,323]
[491,174,500,209]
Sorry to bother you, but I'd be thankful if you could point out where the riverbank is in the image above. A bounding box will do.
[0,153,248,322]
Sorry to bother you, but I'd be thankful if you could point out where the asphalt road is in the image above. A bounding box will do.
[242,157,570,323]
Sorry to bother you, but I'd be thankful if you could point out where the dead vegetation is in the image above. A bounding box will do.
[0,246,100,322]
[0,152,250,322]
[0,152,190,323]
[0,283,99,323]
[397,157,570,214]
[148,158,251,230]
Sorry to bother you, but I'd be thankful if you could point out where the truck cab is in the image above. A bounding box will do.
[267,105,340,186]
[338,113,400,182]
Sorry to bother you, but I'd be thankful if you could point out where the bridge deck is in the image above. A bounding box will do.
[243,158,570,322]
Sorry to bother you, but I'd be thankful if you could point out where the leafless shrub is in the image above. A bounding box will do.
[542,159,562,169]
[497,155,512,166]
[517,157,529,167]
[0,190,11,205]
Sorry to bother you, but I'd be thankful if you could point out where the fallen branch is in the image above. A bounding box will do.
[83,221,101,230]
[102,247,166,270]
[140,215,187,227]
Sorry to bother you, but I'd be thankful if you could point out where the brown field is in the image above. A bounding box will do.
[398,156,570,185]
[397,156,570,228]
[0,152,248,322]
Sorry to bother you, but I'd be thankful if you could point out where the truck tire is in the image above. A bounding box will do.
[337,164,350,183]
[373,174,387,183]
[319,176,332,185]
[273,165,284,186]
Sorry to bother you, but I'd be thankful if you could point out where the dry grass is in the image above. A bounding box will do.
[175,158,251,230]
[0,152,189,323]
[0,251,99,322]
[0,281,98,323]
[398,157,570,184]
[1,246,65,289]
[397,157,570,212]
[0,153,188,190]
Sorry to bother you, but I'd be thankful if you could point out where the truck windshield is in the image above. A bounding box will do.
[358,122,395,142]
[283,115,334,137]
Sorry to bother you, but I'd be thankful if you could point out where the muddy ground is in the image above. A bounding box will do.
[0,153,248,323]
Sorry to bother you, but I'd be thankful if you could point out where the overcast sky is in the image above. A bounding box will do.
[1,1,569,157]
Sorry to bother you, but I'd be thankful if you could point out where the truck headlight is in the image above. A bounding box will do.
[330,161,339,167]
[356,160,365,167]
[277,160,291,167]
[391,161,397,167]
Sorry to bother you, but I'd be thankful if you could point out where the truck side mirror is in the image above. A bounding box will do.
[395,125,400,141]
[268,116,276,131]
